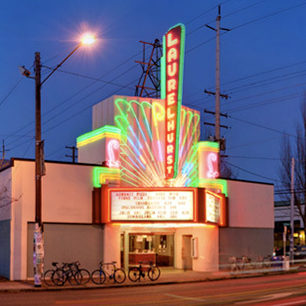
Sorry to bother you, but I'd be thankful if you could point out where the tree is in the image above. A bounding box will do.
[279,98,306,229]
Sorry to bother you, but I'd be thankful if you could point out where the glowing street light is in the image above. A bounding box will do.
[20,33,96,287]
[80,33,96,45]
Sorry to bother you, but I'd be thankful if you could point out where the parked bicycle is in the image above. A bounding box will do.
[128,261,160,282]
[43,261,90,286]
[91,261,126,285]
[43,262,61,286]
[229,256,250,272]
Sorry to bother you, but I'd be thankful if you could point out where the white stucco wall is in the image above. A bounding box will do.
[10,159,96,280]
[103,224,121,266]
[175,225,219,271]
[92,96,116,130]
[78,138,106,164]
[227,180,274,228]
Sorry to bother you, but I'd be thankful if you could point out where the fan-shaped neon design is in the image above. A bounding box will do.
[114,97,199,187]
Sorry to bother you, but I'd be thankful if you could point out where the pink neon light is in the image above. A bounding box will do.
[206,152,219,179]
[106,139,120,168]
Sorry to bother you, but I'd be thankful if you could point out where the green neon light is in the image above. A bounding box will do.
[199,178,228,196]
[77,125,121,144]
[93,167,120,188]
[162,23,186,180]
[197,141,220,150]
[160,35,166,100]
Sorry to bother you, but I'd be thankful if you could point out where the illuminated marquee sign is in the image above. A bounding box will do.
[103,187,196,222]
[204,190,226,226]
[162,24,185,180]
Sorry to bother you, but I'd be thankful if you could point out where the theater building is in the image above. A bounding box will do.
[0,24,274,280]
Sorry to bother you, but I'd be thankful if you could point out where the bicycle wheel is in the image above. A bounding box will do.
[77,268,91,285]
[43,269,54,286]
[148,266,160,281]
[52,269,66,286]
[114,268,126,284]
[128,267,140,282]
[91,269,106,285]
[68,271,80,286]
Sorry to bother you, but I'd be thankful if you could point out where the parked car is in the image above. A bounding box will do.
[294,245,306,259]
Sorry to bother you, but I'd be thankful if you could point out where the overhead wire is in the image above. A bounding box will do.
[0,78,23,110]
[228,115,298,139]
[5,1,306,161]
[5,52,141,150]
[43,66,135,90]
[225,160,282,183]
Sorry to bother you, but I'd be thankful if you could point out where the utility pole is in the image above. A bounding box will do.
[205,5,230,143]
[35,52,42,228]
[65,145,78,163]
[290,157,295,262]
[21,34,96,288]
[0,140,8,160]
[34,52,44,287]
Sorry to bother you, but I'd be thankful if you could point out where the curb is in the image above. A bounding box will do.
[0,269,301,293]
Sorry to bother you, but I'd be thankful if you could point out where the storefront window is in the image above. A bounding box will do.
[128,233,174,267]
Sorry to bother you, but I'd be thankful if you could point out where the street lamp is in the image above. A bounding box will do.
[21,33,96,287]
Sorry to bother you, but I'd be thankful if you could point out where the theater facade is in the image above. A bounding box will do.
[0,24,274,280]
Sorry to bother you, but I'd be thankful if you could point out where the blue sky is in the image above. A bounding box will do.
[0,0,305,194]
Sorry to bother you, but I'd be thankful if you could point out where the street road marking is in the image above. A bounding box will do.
[56,299,106,304]
[274,299,306,306]
[164,293,207,302]
[235,292,294,304]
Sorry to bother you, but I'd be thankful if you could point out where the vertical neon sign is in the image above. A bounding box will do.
[162,23,185,180]
[198,141,220,180]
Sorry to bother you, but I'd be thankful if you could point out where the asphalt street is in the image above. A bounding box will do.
[1,272,306,305]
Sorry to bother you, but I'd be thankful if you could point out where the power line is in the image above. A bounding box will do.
[228,115,298,139]
[186,64,306,108]
[44,78,138,144]
[43,68,138,129]
[226,92,300,113]
[5,58,139,149]
[226,155,280,161]
[185,0,235,27]
[223,0,266,19]
[0,78,23,109]
[187,0,265,36]
[43,66,135,90]
[225,160,282,183]
[231,2,306,31]
[186,2,306,54]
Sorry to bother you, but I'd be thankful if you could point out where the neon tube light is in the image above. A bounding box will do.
[77,125,121,147]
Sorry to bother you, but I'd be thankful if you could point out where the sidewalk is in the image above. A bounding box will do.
[0,268,297,293]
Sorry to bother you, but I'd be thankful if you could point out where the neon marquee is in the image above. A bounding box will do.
[162,24,185,180]
[76,22,227,217]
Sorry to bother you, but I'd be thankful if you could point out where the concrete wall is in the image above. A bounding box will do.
[0,220,10,278]
[27,223,103,277]
[219,227,274,264]
[0,169,12,277]
[10,160,96,280]
[219,180,274,265]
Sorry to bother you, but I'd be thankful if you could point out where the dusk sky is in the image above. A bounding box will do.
[0,0,305,196]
